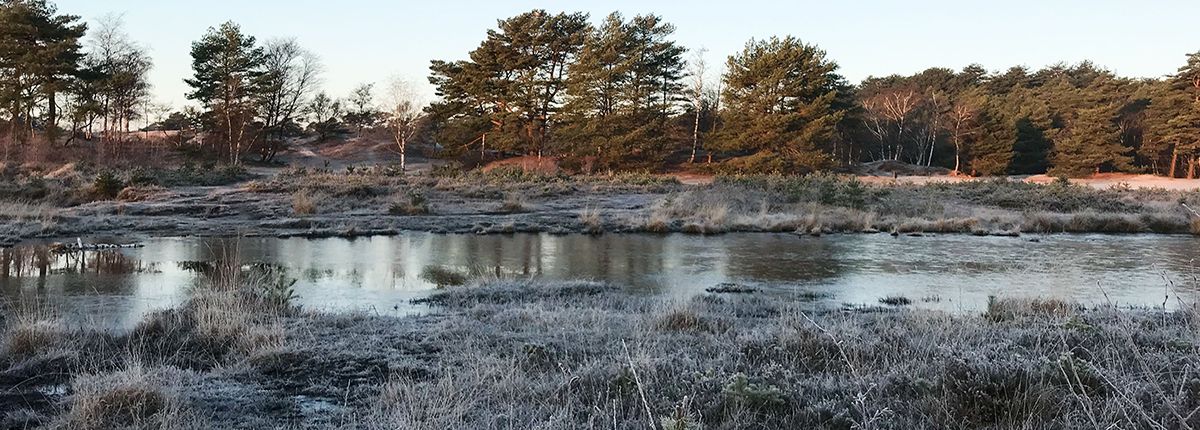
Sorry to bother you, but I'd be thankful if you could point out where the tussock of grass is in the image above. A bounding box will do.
[579,207,603,235]
[655,304,712,332]
[641,210,672,233]
[291,189,317,216]
[389,191,430,216]
[498,192,531,213]
[681,203,730,235]
[65,363,197,429]
[188,288,288,356]
[1,317,68,362]
[116,185,167,202]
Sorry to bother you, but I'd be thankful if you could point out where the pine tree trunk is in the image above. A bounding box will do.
[47,91,56,137]
[1169,148,1179,178]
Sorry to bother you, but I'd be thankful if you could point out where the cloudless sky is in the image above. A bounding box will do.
[55,0,1200,109]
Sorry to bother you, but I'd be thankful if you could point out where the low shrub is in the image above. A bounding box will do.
[91,171,125,199]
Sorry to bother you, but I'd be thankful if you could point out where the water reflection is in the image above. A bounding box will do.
[3,233,1200,328]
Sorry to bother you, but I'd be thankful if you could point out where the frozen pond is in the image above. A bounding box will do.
[3,233,1199,327]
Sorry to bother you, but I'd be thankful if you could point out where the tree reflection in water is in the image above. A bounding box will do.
[3,233,1200,329]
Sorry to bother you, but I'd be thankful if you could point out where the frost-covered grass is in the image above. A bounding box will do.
[360,282,1200,429]
[3,278,1200,428]
[641,175,1200,235]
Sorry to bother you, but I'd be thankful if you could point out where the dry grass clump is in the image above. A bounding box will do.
[116,185,167,202]
[579,207,603,234]
[681,203,729,235]
[655,304,710,332]
[368,375,482,429]
[64,363,197,429]
[1065,211,1146,233]
[126,259,296,366]
[188,288,288,356]
[1021,212,1063,233]
[291,189,317,216]
[388,191,430,216]
[498,192,531,213]
[641,210,672,233]
[0,200,59,222]
[0,316,70,362]
[887,216,981,234]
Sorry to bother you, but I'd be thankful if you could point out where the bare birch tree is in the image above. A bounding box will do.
[946,90,983,174]
[383,78,427,172]
[257,38,323,161]
[84,15,152,146]
[686,48,708,163]
[861,89,919,161]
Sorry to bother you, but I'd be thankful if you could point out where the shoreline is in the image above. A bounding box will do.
[5,169,1200,247]
[12,227,1200,251]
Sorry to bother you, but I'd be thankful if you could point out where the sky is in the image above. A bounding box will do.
[55,0,1200,110]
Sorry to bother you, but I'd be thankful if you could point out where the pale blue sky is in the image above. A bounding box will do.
[56,0,1200,109]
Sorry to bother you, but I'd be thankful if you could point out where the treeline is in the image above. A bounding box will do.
[0,0,422,168]
[430,10,1200,177]
[854,62,1200,178]
[3,2,1200,178]
[0,1,151,155]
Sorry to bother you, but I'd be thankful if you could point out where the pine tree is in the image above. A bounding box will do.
[1050,105,1132,177]
[969,108,1015,176]
[718,36,848,172]
[1009,118,1051,174]
[0,0,86,146]
[1167,52,1200,177]
[428,10,590,158]
[184,21,265,165]
[559,12,685,169]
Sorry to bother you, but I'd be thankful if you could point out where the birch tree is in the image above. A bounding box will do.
[383,78,426,172]
[686,48,708,163]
